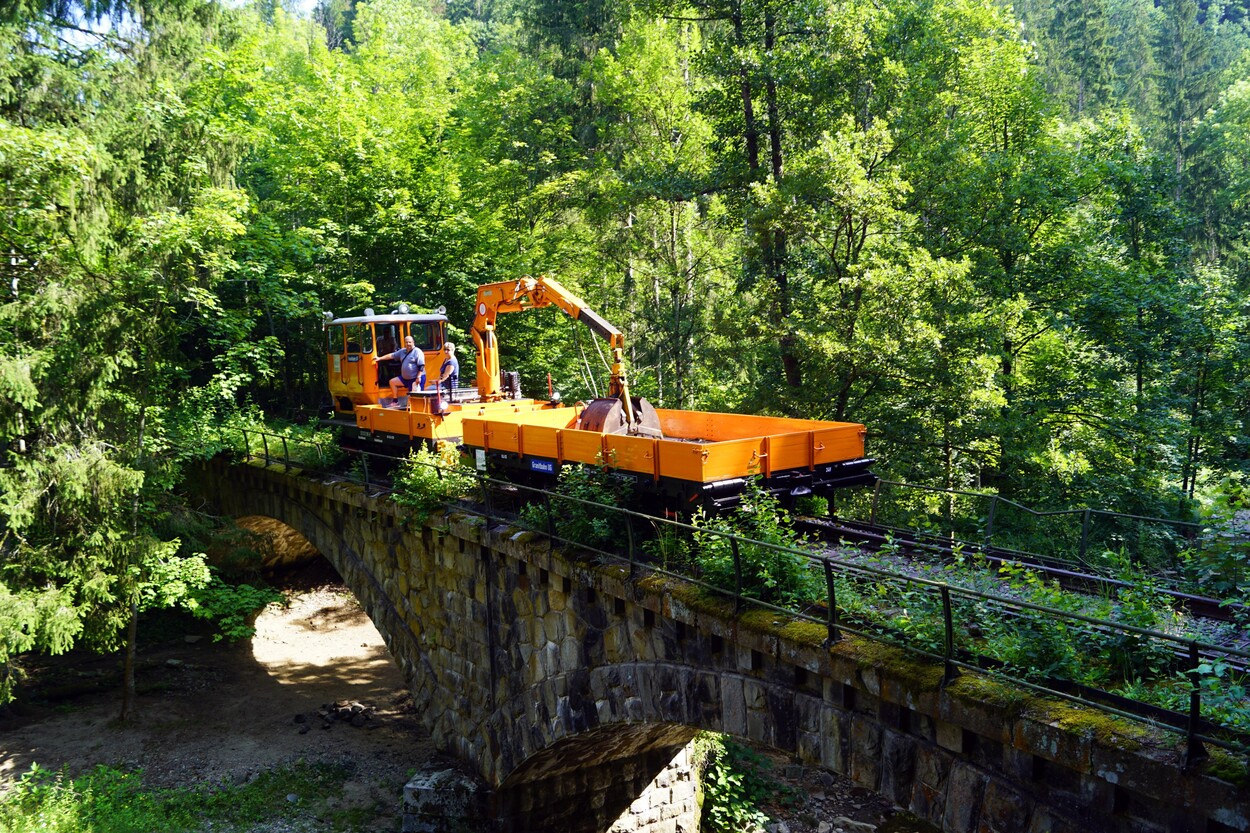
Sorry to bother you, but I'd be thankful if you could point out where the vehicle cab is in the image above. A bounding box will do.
[324,307,449,416]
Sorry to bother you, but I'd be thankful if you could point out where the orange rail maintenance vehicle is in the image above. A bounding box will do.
[325,277,874,510]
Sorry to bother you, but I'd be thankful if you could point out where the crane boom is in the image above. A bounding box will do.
[471,275,638,426]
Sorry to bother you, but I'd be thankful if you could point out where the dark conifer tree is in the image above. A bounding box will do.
[1048,0,1113,116]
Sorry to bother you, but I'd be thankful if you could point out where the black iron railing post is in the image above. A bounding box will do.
[625,515,636,577]
[1184,641,1209,767]
[361,453,371,489]
[731,537,743,614]
[824,560,840,645]
[984,496,998,550]
[261,432,270,464]
[941,584,958,685]
[1079,508,1091,563]
[240,429,249,459]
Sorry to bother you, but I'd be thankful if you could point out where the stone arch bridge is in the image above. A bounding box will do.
[193,458,1248,833]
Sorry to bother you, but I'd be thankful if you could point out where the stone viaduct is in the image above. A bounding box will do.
[195,457,1250,833]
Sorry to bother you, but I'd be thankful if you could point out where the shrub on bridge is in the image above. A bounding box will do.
[519,459,633,554]
[181,403,342,469]
[1177,477,1250,596]
[693,734,796,833]
[691,479,821,608]
[391,444,479,523]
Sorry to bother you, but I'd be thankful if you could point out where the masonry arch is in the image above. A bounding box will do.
[213,492,354,584]
[192,461,423,686]
[479,659,831,831]
[495,722,699,832]
[482,663,792,778]
[232,515,321,571]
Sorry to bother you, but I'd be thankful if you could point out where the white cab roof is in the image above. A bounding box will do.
[327,314,448,326]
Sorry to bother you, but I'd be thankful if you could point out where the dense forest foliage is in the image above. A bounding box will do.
[1,0,1248,691]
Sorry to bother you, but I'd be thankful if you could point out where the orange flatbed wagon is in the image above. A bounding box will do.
[461,404,874,510]
[352,393,551,447]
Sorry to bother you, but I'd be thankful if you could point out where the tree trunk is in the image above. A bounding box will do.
[733,5,759,173]
[763,10,799,388]
[1181,365,1205,500]
[764,10,782,181]
[120,599,139,722]
[119,402,147,723]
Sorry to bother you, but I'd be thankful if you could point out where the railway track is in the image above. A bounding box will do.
[796,516,1247,625]
[797,517,1250,752]
[272,440,1247,629]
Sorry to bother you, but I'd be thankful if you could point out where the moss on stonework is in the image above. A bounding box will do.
[673,583,738,619]
[1204,749,1250,786]
[846,637,945,692]
[1040,695,1140,740]
[592,563,631,581]
[738,607,784,634]
[951,675,1162,754]
[734,608,827,649]
[776,619,829,648]
[636,573,669,594]
[1035,700,1149,750]
[635,572,738,619]
[947,675,1034,716]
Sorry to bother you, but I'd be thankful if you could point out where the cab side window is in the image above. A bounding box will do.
[345,323,373,354]
[410,323,440,350]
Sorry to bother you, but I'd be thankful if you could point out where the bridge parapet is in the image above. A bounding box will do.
[194,458,1250,833]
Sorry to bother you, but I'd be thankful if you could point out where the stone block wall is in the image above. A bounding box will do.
[404,742,699,833]
[198,459,1250,833]
[497,734,699,832]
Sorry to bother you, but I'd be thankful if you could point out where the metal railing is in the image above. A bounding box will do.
[218,434,1250,762]
[223,427,332,470]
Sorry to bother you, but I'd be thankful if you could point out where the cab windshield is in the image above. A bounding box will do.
[325,325,344,354]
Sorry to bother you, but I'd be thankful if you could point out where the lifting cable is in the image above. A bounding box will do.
[571,322,600,398]
[588,325,610,378]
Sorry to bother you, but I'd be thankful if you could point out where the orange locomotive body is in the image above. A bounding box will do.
[323,305,552,449]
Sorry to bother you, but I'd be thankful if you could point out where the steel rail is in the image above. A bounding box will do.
[800,517,1247,624]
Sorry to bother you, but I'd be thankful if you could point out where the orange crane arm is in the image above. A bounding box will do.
[471,275,635,421]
